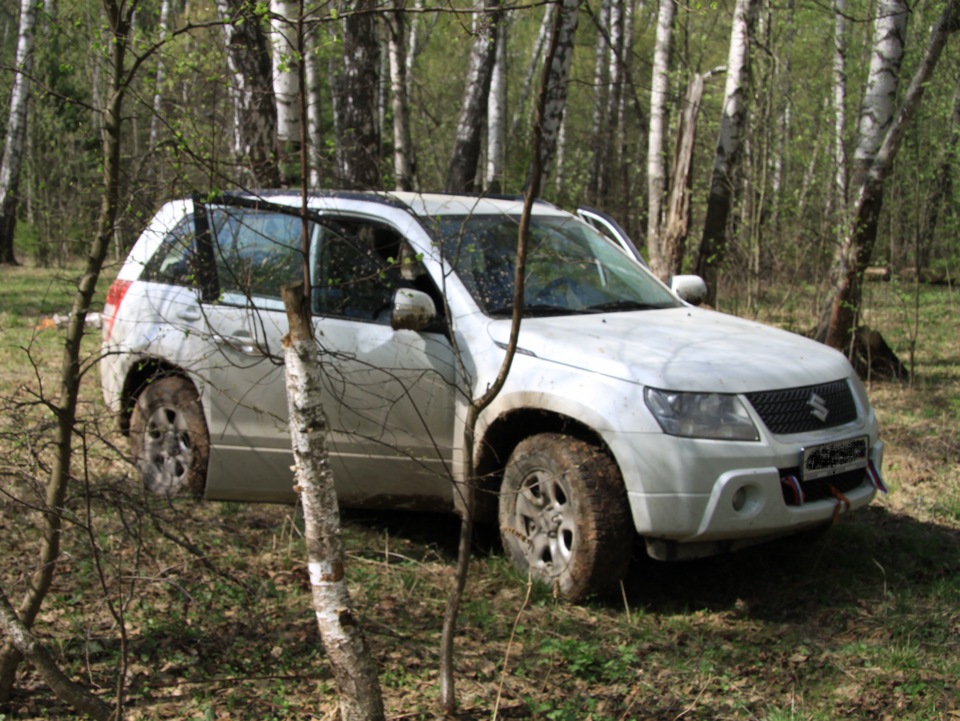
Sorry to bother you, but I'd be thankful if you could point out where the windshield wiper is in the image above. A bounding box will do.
[582,300,672,313]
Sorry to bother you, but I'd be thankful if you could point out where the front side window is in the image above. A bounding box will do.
[429,213,681,317]
[311,222,397,321]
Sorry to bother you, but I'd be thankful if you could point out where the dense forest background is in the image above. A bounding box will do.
[0,0,958,310]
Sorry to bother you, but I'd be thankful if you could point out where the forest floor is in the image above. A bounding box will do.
[1,265,958,721]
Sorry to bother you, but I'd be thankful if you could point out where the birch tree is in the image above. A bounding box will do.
[215,0,283,187]
[587,0,613,205]
[281,283,386,721]
[147,0,171,157]
[818,0,960,355]
[336,0,381,189]
[832,0,849,210]
[270,0,301,173]
[0,0,39,265]
[524,0,578,188]
[646,0,677,280]
[695,0,760,307]
[386,2,414,190]
[485,12,508,193]
[445,0,501,193]
[507,3,553,144]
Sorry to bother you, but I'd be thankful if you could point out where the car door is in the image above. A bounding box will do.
[194,201,456,507]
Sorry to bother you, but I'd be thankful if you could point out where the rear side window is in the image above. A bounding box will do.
[141,215,199,286]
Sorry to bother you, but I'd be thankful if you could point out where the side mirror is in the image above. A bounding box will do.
[669,275,708,306]
[391,288,437,331]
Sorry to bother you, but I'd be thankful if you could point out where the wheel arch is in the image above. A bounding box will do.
[472,408,619,523]
[119,357,196,436]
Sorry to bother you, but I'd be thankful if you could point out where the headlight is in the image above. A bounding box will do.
[643,387,760,441]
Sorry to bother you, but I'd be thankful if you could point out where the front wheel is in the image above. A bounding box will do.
[498,433,632,601]
[130,375,209,498]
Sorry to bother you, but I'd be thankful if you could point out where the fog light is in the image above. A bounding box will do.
[732,486,748,512]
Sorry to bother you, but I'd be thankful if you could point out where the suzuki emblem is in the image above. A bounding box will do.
[808,393,829,422]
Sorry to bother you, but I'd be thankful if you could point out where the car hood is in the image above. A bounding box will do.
[487,307,853,393]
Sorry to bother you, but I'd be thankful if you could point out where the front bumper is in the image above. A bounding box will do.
[622,438,884,556]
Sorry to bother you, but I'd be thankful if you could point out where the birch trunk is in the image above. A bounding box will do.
[525,0,578,188]
[507,4,553,143]
[646,0,677,280]
[0,0,39,265]
[820,0,960,352]
[147,0,171,154]
[336,0,381,189]
[694,0,760,307]
[832,0,849,208]
[215,0,282,187]
[281,284,385,721]
[270,0,302,151]
[485,13,508,193]
[305,26,323,187]
[445,0,500,193]
[387,2,414,190]
[587,0,612,204]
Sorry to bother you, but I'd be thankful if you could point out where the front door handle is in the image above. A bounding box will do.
[213,331,267,358]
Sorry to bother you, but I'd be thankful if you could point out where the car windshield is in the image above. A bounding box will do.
[428,213,681,317]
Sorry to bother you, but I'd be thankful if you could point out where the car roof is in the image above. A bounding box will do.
[219,190,568,220]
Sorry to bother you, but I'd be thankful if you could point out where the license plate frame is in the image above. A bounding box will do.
[800,436,868,481]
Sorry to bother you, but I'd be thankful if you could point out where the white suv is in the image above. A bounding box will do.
[101,191,885,599]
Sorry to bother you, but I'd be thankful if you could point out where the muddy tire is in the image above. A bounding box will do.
[130,375,209,498]
[499,433,632,601]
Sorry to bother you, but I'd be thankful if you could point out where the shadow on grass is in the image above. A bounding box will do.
[340,503,960,625]
[621,504,960,621]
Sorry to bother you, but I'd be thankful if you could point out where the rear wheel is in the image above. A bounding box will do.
[130,375,209,498]
[499,433,632,601]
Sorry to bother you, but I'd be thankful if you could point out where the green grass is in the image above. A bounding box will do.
[1,269,959,720]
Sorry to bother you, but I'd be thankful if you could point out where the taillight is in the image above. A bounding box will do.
[102,279,132,342]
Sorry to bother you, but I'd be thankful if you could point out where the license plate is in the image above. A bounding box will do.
[800,437,868,481]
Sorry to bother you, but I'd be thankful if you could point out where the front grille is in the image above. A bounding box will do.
[780,468,866,506]
[746,380,858,434]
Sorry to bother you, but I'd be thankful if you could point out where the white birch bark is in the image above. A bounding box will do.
[605,0,624,171]
[0,0,39,264]
[215,0,282,187]
[852,0,908,186]
[270,0,302,146]
[387,3,414,190]
[485,13,508,192]
[822,0,960,351]
[832,0,849,207]
[336,0,381,189]
[148,0,172,153]
[695,0,760,306]
[282,285,385,721]
[445,0,500,193]
[528,0,578,186]
[646,0,676,280]
[587,0,612,202]
[508,4,553,142]
[305,29,323,187]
